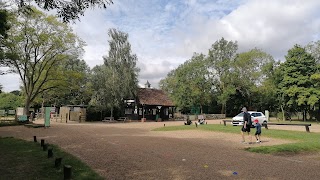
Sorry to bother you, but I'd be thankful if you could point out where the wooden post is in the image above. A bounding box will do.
[195,122,198,128]
[55,158,62,168]
[33,136,37,142]
[41,139,45,147]
[223,120,226,126]
[264,123,268,129]
[306,125,310,132]
[48,148,53,158]
[66,113,68,123]
[64,165,72,180]
[43,144,48,151]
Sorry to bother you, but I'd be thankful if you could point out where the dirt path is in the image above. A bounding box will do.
[1,120,320,179]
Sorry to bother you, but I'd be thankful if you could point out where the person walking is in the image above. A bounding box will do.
[254,119,262,143]
[241,107,252,144]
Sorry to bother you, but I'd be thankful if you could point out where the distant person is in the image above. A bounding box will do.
[254,119,262,143]
[184,119,192,125]
[241,107,252,144]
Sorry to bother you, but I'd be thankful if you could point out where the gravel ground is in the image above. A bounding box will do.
[1,120,320,180]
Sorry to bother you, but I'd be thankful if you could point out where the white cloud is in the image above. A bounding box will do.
[2,0,320,92]
[168,0,320,60]
[0,73,20,92]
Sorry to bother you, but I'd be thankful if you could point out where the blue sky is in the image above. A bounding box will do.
[1,0,320,91]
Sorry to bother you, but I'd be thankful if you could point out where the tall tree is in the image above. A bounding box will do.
[16,0,113,22]
[90,65,113,119]
[207,38,238,114]
[91,28,139,118]
[232,49,275,109]
[278,45,317,121]
[0,7,84,115]
[160,53,212,113]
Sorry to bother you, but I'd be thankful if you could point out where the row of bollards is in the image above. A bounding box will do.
[33,136,72,180]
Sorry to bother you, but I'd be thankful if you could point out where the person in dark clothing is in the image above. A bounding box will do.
[254,119,262,143]
[241,107,252,144]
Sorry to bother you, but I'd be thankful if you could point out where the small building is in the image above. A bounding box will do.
[125,81,175,121]
[60,105,87,122]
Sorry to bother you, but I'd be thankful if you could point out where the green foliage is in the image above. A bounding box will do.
[1,7,84,113]
[0,7,11,73]
[160,38,276,115]
[0,9,10,38]
[160,53,212,113]
[233,49,277,112]
[90,28,139,117]
[278,45,318,114]
[207,38,238,114]
[33,58,92,106]
[16,0,113,23]
[0,92,23,110]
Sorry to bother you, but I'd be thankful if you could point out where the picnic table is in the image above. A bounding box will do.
[116,117,128,123]
[102,117,114,122]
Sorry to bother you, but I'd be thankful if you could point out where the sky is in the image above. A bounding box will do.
[1,0,320,92]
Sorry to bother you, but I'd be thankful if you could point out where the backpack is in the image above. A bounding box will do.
[246,112,252,126]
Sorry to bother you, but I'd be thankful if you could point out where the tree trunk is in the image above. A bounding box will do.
[280,105,285,121]
[24,97,31,116]
[111,107,114,118]
[221,103,226,115]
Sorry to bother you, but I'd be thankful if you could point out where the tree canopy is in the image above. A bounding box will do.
[90,28,139,118]
[0,7,84,114]
[17,0,114,22]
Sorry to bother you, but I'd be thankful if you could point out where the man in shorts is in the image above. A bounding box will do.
[241,107,252,144]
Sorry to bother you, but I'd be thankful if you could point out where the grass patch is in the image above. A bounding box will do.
[153,124,320,154]
[0,137,103,180]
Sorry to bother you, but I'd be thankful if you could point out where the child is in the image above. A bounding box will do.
[254,119,262,143]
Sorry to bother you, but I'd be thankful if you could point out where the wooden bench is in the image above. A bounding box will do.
[102,117,114,122]
[263,123,312,132]
[116,117,128,123]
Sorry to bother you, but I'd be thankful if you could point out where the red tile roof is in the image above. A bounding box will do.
[137,88,174,106]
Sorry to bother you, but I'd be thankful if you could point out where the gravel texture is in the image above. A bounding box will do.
[1,120,320,180]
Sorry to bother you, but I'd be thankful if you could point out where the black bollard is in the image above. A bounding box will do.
[55,157,62,168]
[48,148,53,158]
[64,165,72,180]
[43,144,48,151]
[195,122,198,128]
[33,136,37,142]
[206,122,207,125]
[40,139,45,147]
[164,124,165,127]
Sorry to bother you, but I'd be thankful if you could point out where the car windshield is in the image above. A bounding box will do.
[236,112,244,117]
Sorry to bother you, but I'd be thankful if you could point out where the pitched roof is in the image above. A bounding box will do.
[137,88,174,106]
